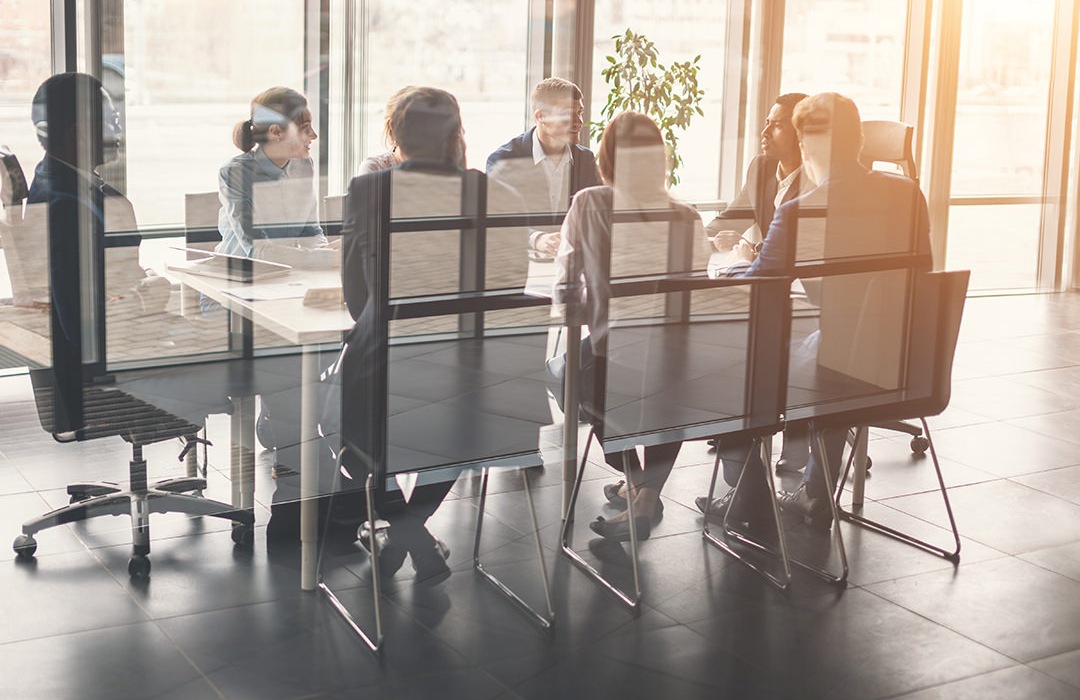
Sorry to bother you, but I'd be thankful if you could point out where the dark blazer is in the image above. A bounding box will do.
[485,128,600,214]
[706,155,802,240]
[741,163,930,280]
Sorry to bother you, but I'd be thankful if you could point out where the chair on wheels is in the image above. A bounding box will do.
[11,75,253,577]
[14,370,255,577]
[856,119,931,458]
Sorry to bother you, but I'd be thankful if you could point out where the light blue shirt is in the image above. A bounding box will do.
[216,147,327,261]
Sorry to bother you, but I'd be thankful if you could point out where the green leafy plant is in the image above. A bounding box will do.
[592,29,705,187]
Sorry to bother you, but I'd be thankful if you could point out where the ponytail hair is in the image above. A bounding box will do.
[233,86,308,153]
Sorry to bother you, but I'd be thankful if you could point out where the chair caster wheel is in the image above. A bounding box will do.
[13,534,37,558]
[910,436,930,454]
[865,455,872,471]
[128,555,151,578]
[231,523,254,547]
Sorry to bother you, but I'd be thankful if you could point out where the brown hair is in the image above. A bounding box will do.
[232,86,309,153]
[791,92,863,162]
[531,77,583,114]
[390,87,465,167]
[595,111,665,187]
[382,85,417,149]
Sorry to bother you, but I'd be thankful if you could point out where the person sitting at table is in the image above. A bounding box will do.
[487,77,600,259]
[554,111,703,542]
[215,86,335,269]
[357,85,415,175]
[338,86,475,584]
[697,92,931,529]
[705,92,811,474]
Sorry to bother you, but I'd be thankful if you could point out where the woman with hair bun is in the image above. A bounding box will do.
[216,86,334,268]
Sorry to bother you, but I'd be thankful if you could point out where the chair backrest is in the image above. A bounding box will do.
[1,146,29,213]
[860,120,916,180]
[184,192,221,248]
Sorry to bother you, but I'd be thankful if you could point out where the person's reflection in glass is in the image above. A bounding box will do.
[27,73,171,318]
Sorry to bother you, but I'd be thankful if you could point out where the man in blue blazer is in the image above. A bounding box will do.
[700,92,931,530]
[486,78,600,257]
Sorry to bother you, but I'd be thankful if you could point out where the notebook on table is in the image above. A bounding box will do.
[167,248,293,283]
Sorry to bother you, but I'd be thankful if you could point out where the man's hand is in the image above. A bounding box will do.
[710,230,743,252]
[534,231,562,256]
[733,238,757,262]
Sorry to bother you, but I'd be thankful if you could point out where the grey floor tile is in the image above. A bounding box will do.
[887,664,1080,700]
[1028,649,1080,691]
[916,422,1080,478]
[1018,541,1080,583]
[0,622,203,700]
[867,556,1080,663]
[688,588,1012,700]
[1011,464,1080,506]
[883,480,1080,555]
[0,549,148,645]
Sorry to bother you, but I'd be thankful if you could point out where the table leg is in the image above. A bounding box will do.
[230,395,256,511]
[851,426,868,507]
[562,325,581,519]
[300,345,319,591]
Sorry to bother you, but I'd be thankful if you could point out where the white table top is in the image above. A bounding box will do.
[173,267,353,345]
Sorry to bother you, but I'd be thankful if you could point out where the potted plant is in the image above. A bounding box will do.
[592,29,705,187]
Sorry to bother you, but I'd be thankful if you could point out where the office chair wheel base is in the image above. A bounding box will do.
[910,436,930,455]
[13,534,37,558]
[231,523,254,548]
[128,555,151,578]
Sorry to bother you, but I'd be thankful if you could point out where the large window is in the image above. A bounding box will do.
[358,0,531,175]
[122,0,307,227]
[944,0,1056,291]
[781,0,908,121]
[590,0,728,204]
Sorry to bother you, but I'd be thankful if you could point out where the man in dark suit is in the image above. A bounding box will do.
[699,92,931,529]
[707,92,810,473]
[706,92,808,251]
[486,78,601,258]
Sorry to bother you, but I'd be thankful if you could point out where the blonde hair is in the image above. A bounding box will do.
[791,92,863,162]
[531,77,583,114]
[382,85,417,149]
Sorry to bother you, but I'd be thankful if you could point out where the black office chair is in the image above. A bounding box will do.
[831,269,969,559]
[856,120,931,457]
[14,369,255,577]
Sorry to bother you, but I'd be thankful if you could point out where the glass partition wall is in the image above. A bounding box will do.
[4,0,1080,380]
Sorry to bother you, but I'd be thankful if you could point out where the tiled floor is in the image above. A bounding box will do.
[2,292,1080,699]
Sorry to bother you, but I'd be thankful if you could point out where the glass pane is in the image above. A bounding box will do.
[591,1,728,203]
[0,0,53,371]
[951,1,1054,196]
[123,1,306,227]
[780,0,907,120]
[946,204,1040,291]
[360,0,531,172]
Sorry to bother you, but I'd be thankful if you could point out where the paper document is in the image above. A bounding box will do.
[223,282,311,301]
[524,259,556,298]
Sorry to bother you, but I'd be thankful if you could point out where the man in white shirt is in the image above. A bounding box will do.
[486,78,601,258]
